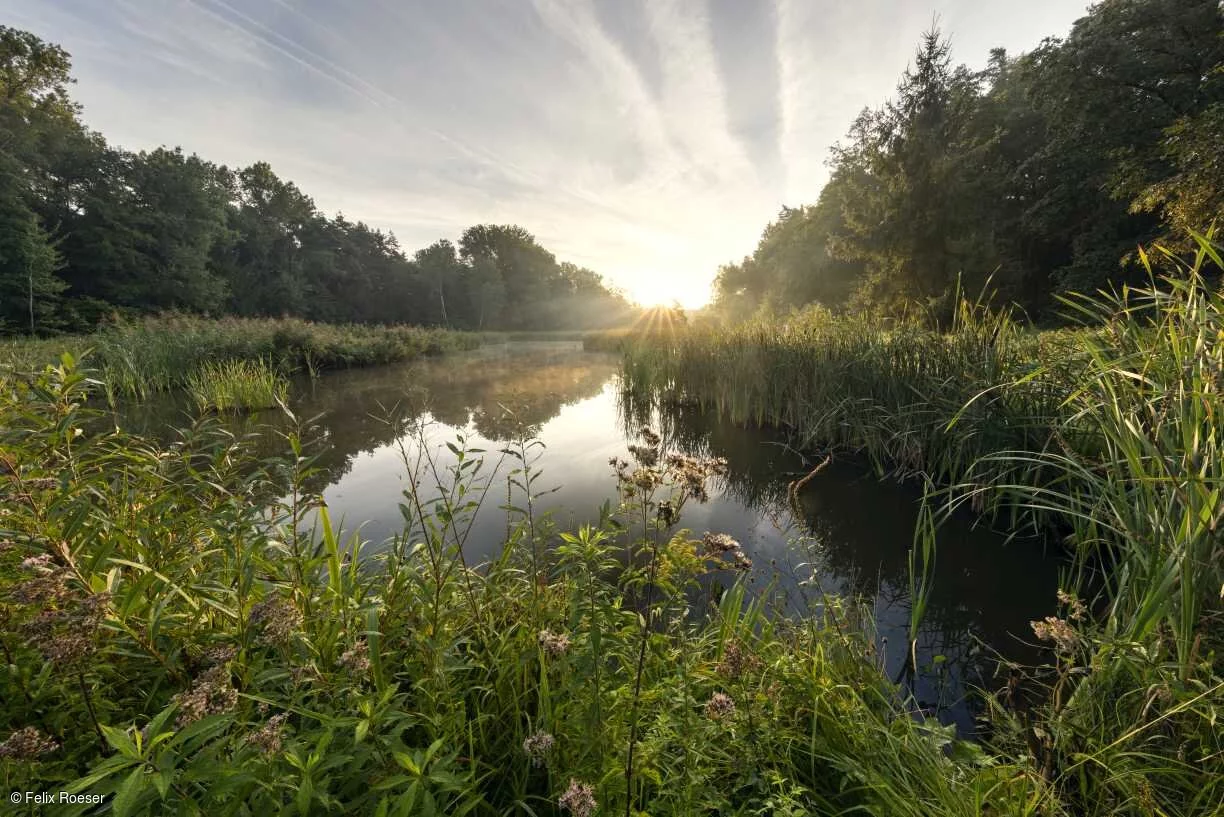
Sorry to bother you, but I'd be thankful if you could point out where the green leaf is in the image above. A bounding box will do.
[101,724,141,760]
[394,751,421,775]
[112,768,147,817]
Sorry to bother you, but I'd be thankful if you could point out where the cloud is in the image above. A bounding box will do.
[10,0,1089,307]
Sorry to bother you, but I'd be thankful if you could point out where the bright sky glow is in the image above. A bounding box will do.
[9,0,1089,308]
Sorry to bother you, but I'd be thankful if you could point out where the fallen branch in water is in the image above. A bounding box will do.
[788,455,832,501]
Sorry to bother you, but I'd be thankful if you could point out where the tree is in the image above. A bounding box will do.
[0,154,63,332]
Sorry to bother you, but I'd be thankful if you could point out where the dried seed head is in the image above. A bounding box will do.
[702,532,739,554]
[627,443,659,467]
[1056,589,1087,622]
[204,644,238,666]
[718,641,760,681]
[558,778,597,817]
[656,500,678,528]
[173,665,239,728]
[339,640,371,673]
[1031,616,1078,653]
[249,597,302,646]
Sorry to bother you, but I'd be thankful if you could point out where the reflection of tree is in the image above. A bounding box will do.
[111,344,619,495]
[621,388,1061,728]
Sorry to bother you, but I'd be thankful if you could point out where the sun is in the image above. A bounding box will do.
[627,284,709,311]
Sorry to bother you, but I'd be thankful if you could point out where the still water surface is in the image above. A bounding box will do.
[117,342,1061,731]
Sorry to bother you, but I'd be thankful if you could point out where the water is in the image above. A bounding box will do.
[113,341,1062,732]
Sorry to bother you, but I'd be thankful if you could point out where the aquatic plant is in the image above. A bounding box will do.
[620,235,1224,815]
[0,313,483,401]
[186,359,289,412]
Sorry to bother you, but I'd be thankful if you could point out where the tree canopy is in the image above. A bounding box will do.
[713,0,1224,322]
[0,26,634,334]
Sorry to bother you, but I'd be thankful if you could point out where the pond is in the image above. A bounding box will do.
[113,341,1062,733]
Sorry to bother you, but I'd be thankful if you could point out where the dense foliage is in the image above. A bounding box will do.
[713,0,1224,321]
[621,238,1224,814]
[0,314,482,401]
[0,27,634,335]
[1,242,1221,814]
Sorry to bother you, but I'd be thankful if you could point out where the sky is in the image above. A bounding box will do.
[9,0,1089,308]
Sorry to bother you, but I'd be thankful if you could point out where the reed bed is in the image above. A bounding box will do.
[0,314,483,400]
[619,237,1224,815]
[0,362,1000,816]
[0,299,1220,813]
[186,359,290,412]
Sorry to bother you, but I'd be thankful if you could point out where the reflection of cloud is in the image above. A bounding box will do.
[13,0,1087,305]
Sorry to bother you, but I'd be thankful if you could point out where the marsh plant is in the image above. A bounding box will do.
[186,359,290,413]
[0,357,1035,817]
[619,236,1224,815]
[0,314,482,403]
[2,232,1223,815]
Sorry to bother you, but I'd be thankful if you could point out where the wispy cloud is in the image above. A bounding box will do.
[10,0,1089,306]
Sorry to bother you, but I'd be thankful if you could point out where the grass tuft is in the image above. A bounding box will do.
[186,359,289,412]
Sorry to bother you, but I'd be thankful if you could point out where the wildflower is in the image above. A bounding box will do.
[538,630,571,658]
[732,550,753,571]
[522,731,555,767]
[705,692,736,719]
[627,443,659,467]
[1031,616,1078,653]
[21,593,109,666]
[249,597,302,646]
[339,640,371,673]
[1056,589,1087,622]
[6,570,70,605]
[558,779,597,817]
[204,644,238,666]
[702,532,739,555]
[19,553,55,573]
[173,665,239,728]
[718,641,760,681]
[0,726,58,760]
[656,499,678,527]
[245,713,289,755]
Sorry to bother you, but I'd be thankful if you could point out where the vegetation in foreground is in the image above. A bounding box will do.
[617,239,1224,814]
[0,314,483,401]
[0,244,1220,816]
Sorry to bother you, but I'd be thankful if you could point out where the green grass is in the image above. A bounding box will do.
[0,239,1221,815]
[0,363,1003,816]
[0,314,483,400]
[616,236,1224,815]
[186,359,290,413]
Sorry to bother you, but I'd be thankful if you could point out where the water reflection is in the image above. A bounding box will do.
[108,342,1060,732]
[621,393,1060,728]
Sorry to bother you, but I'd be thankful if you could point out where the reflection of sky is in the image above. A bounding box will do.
[309,364,1059,732]
[12,0,1089,306]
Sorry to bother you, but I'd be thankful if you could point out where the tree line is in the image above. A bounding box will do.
[0,27,635,335]
[714,0,1224,322]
